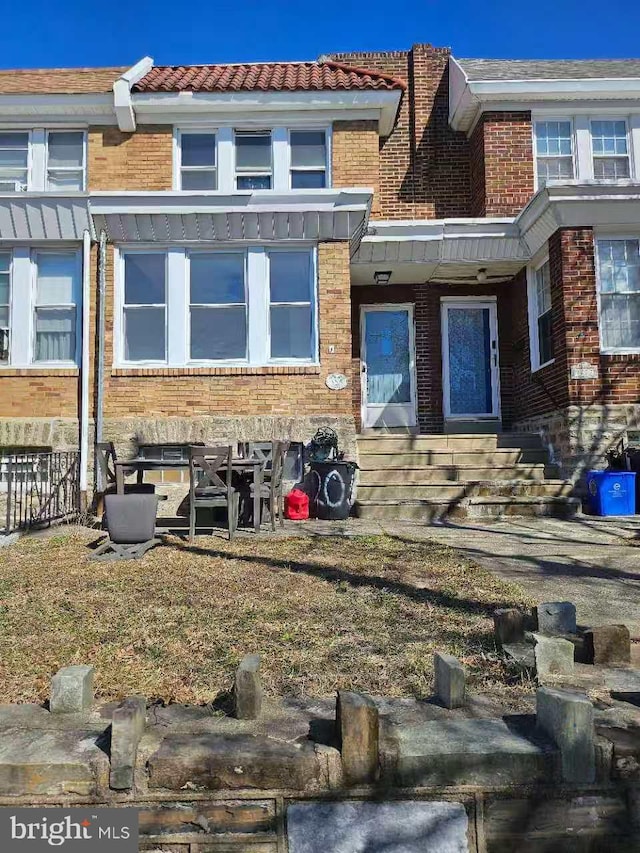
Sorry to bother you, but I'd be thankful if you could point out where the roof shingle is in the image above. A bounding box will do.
[0,67,127,95]
[458,58,640,82]
[132,60,406,93]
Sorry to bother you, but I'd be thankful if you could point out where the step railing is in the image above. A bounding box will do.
[1,451,80,535]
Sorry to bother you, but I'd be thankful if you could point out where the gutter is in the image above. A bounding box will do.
[95,230,107,491]
[79,229,92,504]
[113,56,154,132]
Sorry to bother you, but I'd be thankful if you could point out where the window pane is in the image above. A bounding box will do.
[181,169,217,190]
[0,171,27,190]
[0,306,8,326]
[538,311,554,364]
[601,294,640,349]
[270,252,311,303]
[35,308,75,361]
[0,148,28,168]
[124,254,166,305]
[47,170,84,191]
[536,262,552,314]
[236,133,271,169]
[270,305,313,359]
[190,306,247,360]
[598,240,640,293]
[237,174,271,190]
[594,158,630,179]
[537,157,573,184]
[0,274,9,305]
[47,131,83,167]
[190,253,244,304]
[291,170,326,189]
[290,131,326,168]
[36,253,75,304]
[181,133,216,167]
[124,307,166,361]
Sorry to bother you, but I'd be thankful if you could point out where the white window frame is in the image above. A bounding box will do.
[533,119,576,191]
[234,130,273,190]
[287,128,330,190]
[113,244,319,368]
[187,249,249,365]
[590,118,633,182]
[116,248,169,366]
[0,130,32,192]
[31,249,82,367]
[45,129,87,192]
[526,255,555,372]
[595,233,640,355]
[267,247,318,363]
[0,251,11,364]
[174,127,219,192]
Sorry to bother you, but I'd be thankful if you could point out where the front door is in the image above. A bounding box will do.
[441,299,500,420]
[360,304,417,428]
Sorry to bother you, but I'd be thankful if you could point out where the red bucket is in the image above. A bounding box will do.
[285,488,309,520]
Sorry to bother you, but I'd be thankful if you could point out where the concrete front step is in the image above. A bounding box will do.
[357,433,544,453]
[359,464,556,484]
[357,480,574,501]
[355,495,582,521]
[359,449,550,468]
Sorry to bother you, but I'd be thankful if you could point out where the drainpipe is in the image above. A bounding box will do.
[95,230,107,491]
[79,229,91,507]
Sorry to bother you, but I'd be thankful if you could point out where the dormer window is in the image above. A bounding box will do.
[235,131,272,189]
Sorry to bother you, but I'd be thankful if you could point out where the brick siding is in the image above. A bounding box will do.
[88,126,173,191]
[332,120,380,215]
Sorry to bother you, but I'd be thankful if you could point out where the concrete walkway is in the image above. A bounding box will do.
[384,516,640,638]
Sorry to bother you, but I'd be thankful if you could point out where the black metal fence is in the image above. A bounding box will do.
[1,451,80,535]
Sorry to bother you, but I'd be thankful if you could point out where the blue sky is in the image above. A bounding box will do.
[3,0,640,69]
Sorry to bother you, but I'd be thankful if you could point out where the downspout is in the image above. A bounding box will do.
[79,229,92,507]
[95,229,107,491]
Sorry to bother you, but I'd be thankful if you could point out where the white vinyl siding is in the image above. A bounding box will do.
[534,121,574,187]
[116,246,317,367]
[596,238,640,352]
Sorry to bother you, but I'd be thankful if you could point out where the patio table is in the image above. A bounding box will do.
[114,455,265,533]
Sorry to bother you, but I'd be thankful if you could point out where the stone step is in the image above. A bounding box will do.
[357,481,574,501]
[357,433,544,453]
[388,718,559,787]
[358,465,556,484]
[355,495,582,521]
[358,449,550,468]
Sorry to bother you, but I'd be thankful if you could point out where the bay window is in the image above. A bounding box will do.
[527,258,554,370]
[118,247,316,366]
[0,253,10,362]
[235,131,272,189]
[534,121,574,187]
[123,253,167,362]
[178,131,217,190]
[591,121,630,180]
[289,131,327,188]
[189,252,247,360]
[596,238,640,351]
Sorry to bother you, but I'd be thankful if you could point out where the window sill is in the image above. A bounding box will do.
[0,366,79,377]
[599,349,640,357]
[531,358,555,374]
[111,364,322,377]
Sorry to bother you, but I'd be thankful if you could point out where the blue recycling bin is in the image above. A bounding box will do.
[586,470,636,516]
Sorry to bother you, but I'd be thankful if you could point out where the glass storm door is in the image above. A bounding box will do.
[361,304,416,428]
[442,300,500,419]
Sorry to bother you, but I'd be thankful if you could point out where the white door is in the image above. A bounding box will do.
[441,299,500,420]
[360,304,417,428]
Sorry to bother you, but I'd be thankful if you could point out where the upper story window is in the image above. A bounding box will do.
[178,131,217,190]
[0,129,86,192]
[534,121,574,187]
[235,131,272,189]
[117,247,317,367]
[596,238,640,352]
[289,131,327,189]
[591,120,630,180]
[0,249,80,368]
[527,258,554,370]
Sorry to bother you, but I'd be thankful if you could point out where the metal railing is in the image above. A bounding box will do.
[1,451,80,535]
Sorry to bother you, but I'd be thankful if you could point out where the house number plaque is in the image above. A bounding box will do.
[326,373,348,390]
[570,362,598,380]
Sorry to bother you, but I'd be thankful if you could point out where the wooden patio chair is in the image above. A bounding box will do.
[249,440,290,531]
[189,445,239,542]
[94,441,157,519]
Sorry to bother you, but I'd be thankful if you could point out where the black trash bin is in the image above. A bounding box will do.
[309,460,358,520]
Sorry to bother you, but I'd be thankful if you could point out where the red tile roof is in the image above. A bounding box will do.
[132,60,406,93]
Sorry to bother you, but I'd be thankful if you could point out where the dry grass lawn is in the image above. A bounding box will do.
[0,529,533,705]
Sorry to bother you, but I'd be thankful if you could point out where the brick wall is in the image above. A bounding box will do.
[88,126,173,191]
[102,242,354,419]
[332,120,380,215]
[0,370,79,418]
[469,112,535,217]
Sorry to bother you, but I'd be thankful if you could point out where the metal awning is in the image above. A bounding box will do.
[89,189,373,252]
[0,194,92,241]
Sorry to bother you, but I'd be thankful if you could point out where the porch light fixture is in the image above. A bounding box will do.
[374,270,392,285]
[476,268,488,283]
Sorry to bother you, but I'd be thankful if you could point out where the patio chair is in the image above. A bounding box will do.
[91,493,160,561]
[189,445,239,542]
[249,440,290,531]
